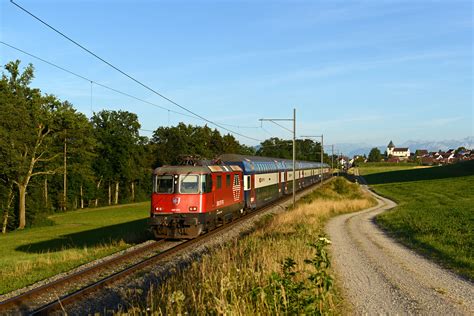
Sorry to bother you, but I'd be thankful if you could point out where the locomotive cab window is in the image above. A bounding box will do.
[179,174,199,194]
[201,174,213,193]
[226,174,231,187]
[155,175,174,194]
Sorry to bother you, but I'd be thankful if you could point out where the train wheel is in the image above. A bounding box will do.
[153,227,163,239]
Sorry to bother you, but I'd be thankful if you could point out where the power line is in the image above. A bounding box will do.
[259,118,293,134]
[218,122,260,129]
[267,120,293,133]
[1,41,263,135]
[0,41,198,119]
[9,0,263,143]
[139,128,155,133]
[260,126,274,137]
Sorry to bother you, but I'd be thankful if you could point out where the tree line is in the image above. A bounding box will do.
[0,60,327,233]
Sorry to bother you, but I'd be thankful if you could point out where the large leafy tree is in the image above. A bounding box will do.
[54,101,96,210]
[368,147,382,162]
[91,110,141,205]
[257,137,327,162]
[151,123,255,166]
[257,137,293,159]
[0,60,63,229]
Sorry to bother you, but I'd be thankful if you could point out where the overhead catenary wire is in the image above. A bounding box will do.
[260,126,274,137]
[266,120,293,134]
[1,41,263,134]
[1,41,199,120]
[9,0,262,142]
[90,81,93,113]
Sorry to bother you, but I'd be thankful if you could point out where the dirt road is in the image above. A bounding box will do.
[326,187,473,315]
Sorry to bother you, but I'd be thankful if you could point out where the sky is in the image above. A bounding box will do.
[1,0,472,149]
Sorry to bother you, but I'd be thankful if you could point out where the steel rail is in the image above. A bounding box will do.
[0,239,167,313]
[3,176,331,315]
[31,203,276,315]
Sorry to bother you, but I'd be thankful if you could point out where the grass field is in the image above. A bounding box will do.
[0,202,150,295]
[356,162,423,176]
[124,178,377,314]
[364,161,474,280]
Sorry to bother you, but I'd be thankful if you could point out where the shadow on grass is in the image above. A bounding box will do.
[364,160,474,185]
[16,218,152,253]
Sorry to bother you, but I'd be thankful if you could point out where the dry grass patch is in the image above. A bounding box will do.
[124,178,376,315]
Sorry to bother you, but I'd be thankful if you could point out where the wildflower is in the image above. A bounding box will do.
[318,237,332,244]
[170,290,185,304]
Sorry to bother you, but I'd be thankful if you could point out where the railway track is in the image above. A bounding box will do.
[0,179,329,315]
[0,239,174,314]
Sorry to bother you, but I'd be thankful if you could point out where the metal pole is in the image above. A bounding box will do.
[320,135,323,184]
[259,112,296,208]
[293,108,296,208]
[331,144,334,172]
[300,134,324,184]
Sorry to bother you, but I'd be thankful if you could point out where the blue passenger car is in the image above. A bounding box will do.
[219,154,330,210]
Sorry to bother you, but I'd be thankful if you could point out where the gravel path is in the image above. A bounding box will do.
[326,186,474,315]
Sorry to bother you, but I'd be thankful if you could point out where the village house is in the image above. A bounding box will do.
[415,149,429,157]
[416,148,473,165]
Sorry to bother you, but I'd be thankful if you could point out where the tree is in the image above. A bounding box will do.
[256,137,328,162]
[0,60,64,229]
[54,101,96,210]
[455,147,467,155]
[368,148,382,162]
[151,123,255,167]
[354,155,366,164]
[257,137,292,159]
[91,110,141,205]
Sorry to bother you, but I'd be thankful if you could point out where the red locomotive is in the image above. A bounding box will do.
[149,154,330,239]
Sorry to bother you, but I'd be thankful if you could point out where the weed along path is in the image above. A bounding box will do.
[326,186,474,315]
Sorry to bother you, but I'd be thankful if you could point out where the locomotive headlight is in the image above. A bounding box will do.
[155,206,164,211]
[189,206,198,211]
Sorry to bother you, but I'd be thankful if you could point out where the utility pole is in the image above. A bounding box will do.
[260,108,296,208]
[300,134,324,185]
[63,131,67,211]
[321,135,324,184]
[293,109,296,207]
[331,144,334,172]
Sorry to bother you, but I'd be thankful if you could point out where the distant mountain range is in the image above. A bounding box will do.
[336,137,473,157]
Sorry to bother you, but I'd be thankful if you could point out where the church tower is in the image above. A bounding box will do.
[387,140,395,156]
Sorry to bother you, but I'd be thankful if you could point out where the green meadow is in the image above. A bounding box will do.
[364,161,474,280]
[0,203,150,294]
[357,162,422,176]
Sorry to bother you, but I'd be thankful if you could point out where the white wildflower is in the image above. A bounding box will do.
[319,237,332,244]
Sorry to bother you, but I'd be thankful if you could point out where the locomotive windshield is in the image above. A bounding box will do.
[155,175,174,193]
[179,174,200,194]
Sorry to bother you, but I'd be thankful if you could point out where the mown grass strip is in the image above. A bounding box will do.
[357,162,423,176]
[364,161,474,280]
[0,202,151,295]
[123,178,376,315]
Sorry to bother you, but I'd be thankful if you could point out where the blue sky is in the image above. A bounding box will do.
[1,0,472,148]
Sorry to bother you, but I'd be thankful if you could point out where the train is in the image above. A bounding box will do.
[149,154,331,239]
